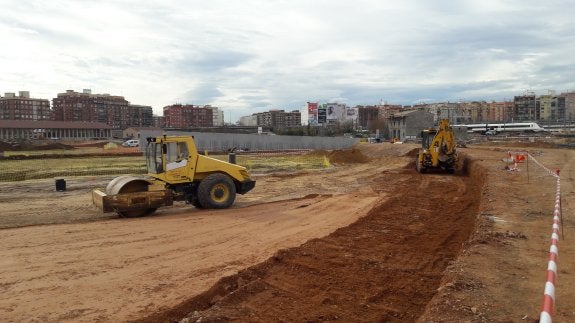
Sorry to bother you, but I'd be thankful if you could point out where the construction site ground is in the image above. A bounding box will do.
[0,143,574,322]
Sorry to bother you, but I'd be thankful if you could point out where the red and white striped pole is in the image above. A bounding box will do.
[539,176,561,323]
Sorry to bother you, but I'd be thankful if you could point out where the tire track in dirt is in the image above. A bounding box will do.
[138,163,482,322]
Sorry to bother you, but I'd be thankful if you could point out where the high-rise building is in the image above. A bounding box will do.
[153,115,166,128]
[487,101,514,122]
[357,105,379,128]
[536,94,555,121]
[206,105,224,126]
[377,104,403,121]
[126,104,154,128]
[283,110,302,127]
[52,89,153,129]
[239,115,258,126]
[514,94,536,121]
[563,91,575,122]
[537,92,565,122]
[0,91,51,121]
[250,110,301,128]
[163,104,214,128]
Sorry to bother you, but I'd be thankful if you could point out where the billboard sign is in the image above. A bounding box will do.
[326,104,337,120]
[307,102,318,125]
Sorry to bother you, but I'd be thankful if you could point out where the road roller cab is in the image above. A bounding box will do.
[92,135,256,217]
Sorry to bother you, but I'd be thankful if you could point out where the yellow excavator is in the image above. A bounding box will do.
[416,119,457,173]
[92,135,256,217]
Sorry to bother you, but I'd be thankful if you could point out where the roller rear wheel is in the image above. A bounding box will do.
[197,173,236,209]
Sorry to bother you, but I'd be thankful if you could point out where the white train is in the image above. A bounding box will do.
[454,122,545,134]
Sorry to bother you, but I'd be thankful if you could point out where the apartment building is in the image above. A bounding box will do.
[153,115,166,128]
[562,91,575,121]
[377,104,403,120]
[0,91,51,121]
[357,105,379,129]
[127,104,154,129]
[536,93,567,122]
[163,104,214,128]
[487,101,514,122]
[252,110,301,128]
[537,94,554,121]
[52,89,153,129]
[514,94,537,121]
[207,105,224,126]
[283,110,302,127]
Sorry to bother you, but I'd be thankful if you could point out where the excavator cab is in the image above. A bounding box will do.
[420,129,436,150]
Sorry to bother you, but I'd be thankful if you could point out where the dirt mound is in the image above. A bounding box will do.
[327,148,369,164]
[354,143,419,159]
[34,143,75,150]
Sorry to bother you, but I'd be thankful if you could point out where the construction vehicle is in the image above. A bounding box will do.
[92,135,256,217]
[416,119,457,173]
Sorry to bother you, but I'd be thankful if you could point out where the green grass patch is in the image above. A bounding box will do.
[2,147,107,156]
[0,156,146,182]
[0,153,330,182]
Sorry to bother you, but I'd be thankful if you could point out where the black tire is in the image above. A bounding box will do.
[197,173,236,209]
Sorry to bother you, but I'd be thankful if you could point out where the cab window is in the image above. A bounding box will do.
[165,142,189,163]
[146,142,164,174]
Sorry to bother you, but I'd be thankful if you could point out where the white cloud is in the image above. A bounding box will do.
[1,0,575,119]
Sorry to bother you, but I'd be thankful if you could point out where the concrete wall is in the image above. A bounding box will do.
[137,130,359,152]
[405,111,435,139]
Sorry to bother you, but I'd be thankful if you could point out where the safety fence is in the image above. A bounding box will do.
[527,153,561,323]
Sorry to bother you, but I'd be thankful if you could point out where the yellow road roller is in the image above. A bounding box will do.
[92,135,256,217]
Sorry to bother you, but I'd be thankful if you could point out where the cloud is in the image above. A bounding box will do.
[176,51,254,74]
[181,82,224,104]
[1,0,575,120]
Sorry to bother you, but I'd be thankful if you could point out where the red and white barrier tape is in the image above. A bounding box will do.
[528,154,560,179]
[540,178,561,323]
[528,154,561,323]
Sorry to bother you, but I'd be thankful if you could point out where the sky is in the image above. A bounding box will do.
[1,0,574,122]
